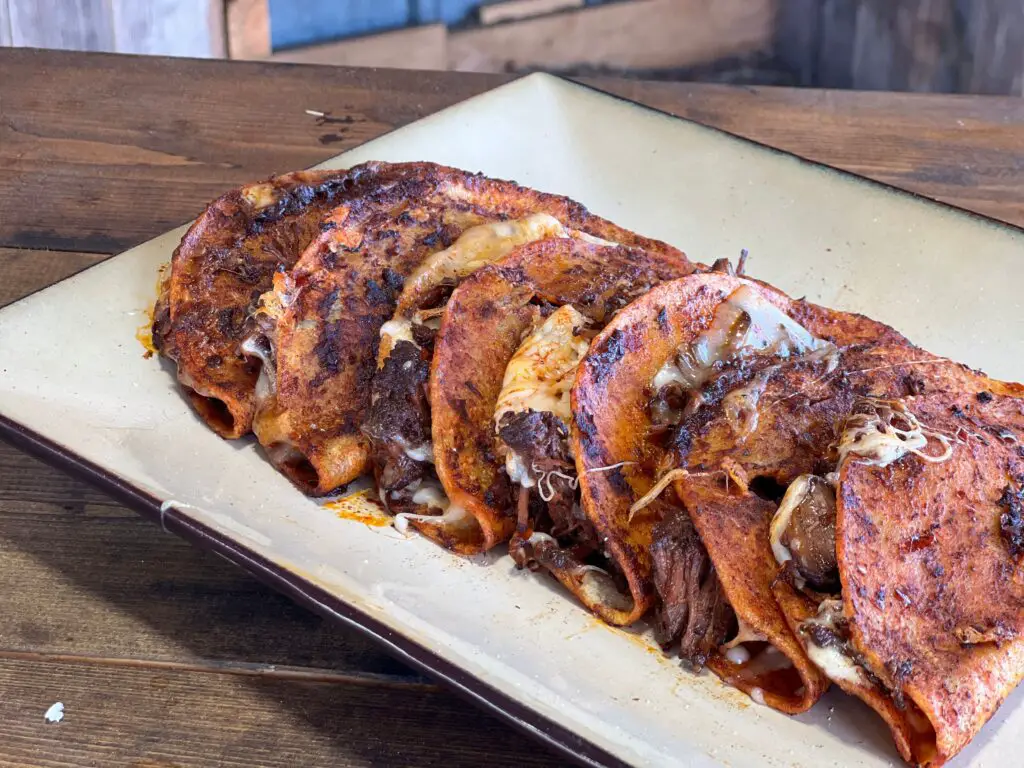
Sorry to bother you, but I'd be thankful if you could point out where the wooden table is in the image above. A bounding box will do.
[2,47,1024,767]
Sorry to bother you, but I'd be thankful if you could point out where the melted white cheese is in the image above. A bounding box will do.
[410,482,449,511]
[494,304,590,426]
[725,645,751,665]
[494,305,590,485]
[241,182,277,209]
[769,474,815,567]
[721,616,769,651]
[402,441,434,464]
[652,284,837,406]
[241,334,276,403]
[379,214,585,361]
[408,213,570,292]
[380,318,414,345]
[394,502,474,536]
[801,599,864,686]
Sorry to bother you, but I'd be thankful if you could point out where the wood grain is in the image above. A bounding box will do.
[270,25,448,70]
[0,447,418,678]
[479,0,584,25]
[3,48,1024,767]
[0,248,106,308]
[4,47,1024,257]
[959,0,1024,96]
[0,0,11,47]
[0,48,504,253]
[448,0,776,73]
[0,658,561,767]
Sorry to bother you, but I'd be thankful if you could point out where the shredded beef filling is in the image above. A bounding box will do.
[651,506,736,669]
[498,410,599,554]
[362,340,433,501]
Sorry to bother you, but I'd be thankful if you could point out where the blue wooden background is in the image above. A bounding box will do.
[269,0,610,50]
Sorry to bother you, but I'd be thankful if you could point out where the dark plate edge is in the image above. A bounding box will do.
[0,412,629,768]
[560,74,1024,238]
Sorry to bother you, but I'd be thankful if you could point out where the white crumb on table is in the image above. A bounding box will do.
[44,702,64,723]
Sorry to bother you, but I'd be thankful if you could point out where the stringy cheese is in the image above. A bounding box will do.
[837,398,953,467]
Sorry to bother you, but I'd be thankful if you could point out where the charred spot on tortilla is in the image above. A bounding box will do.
[155,165,400,439]
[250,162,683,495]
[427,237,690,575]
[998,483,1024,558]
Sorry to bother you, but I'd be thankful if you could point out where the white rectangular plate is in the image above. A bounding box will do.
[1,73,1021,768]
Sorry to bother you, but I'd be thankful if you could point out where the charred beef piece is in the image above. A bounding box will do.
[782,477,839,590]
[362,340,432,495]
[804,619,848,649]
[498,409,569,474]
[651,506,736,669]
[411,322,437,348]
[498,409,598,550]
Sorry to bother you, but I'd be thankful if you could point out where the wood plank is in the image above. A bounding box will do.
[270,25,448,70]
[448,0,777,73]
[0,48,506,253]
[227,0,271,59]
[4,48,1024,253]
[479,0,584,26]
[0,248,107,308]
[0,658,561,767]
[0,475,418,675]
[6,0,114,51]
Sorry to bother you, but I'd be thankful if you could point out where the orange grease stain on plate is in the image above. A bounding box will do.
[325,490,392,527]
[137,264,167,358]
[136,311,157,358]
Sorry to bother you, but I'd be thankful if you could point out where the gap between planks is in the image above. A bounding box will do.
[0,648,438,690]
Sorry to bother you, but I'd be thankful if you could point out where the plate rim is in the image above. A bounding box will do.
[1,71,1019,768]
[0,412,628,768]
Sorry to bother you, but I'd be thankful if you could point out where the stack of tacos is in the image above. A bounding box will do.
[154,161,1023,766]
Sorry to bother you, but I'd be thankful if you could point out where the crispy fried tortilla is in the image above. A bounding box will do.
[608,275,1024,758]
[409,238,691,556]
[251,161,683,495]
[153,167,397,438]
[820,385,1024,766]
[362,215,629,511]
[572,272,924,711]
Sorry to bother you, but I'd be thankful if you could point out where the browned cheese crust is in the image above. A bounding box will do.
[253,161,684,495]
[837,382,1024,766]
[426,238,691,555]
[153,166,400,438]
